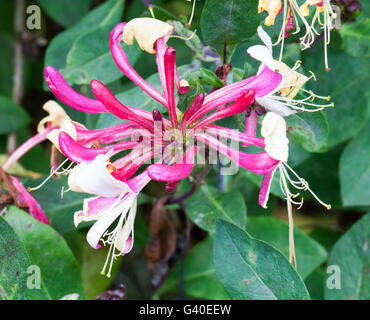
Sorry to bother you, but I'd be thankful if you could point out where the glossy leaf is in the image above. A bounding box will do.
[246,217,328,279]
[341,18,370,58]
[3,207,84,299]
[325,213,370,299]
[155,237,230,300]
[340,121,370,207]
[185,184,246,232]
[0,95,30,134]
[200,0,260,53]
[44,0,131,86]
[36,0,92,28]
[214,220,310,300]
[302,42,370,148]
[0,216,30,300]
[286,111,329,153]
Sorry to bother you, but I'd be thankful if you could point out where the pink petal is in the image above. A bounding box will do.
[258,166,278,208]
[44,66,107,113]
[10,177,50,225]
[90,80,155,132]
[76,122,139,146]
[196,133,278,174]
[164,47,178,127]
[110,23,167,108]
[59,132,137,163]
[188,66,282,124]
[2,129,51,171]
[147,146,196,182]
[155,37,168,100]
[191,89,255,131]
[180,93,205,131]
[205,124,265,148]
[243,108,258,146]
[125,170,151,193]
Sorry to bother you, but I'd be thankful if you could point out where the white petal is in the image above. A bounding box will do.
[115,196,137,254]
[86,194,134,249]
[70,154,132,197]
[257,26,273,53]
[256,97,296,117]
[247,45,275,71]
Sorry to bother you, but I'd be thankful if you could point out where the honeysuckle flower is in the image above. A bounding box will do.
[66,151,151,277]
[46,20,331,271]
[257,112,330,266]
[247,26,333,116]
[300,0,337,71]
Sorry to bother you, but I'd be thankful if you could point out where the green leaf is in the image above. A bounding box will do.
[295,144,344,208]
[185,184,246,232]
[22,175,86,234]
[340,120,370,207]
[155,237,230,300]
[200,0,260,53]
[0,216,30,300]
[214,220,310,300]
[0,95,30,134]
[286,111,329,152]
[246,217,328,279]
[304,267,325,300]
[325,213,370,300]
[3,207,84,299]
[36,0,92,28]
[62,26,141,85]
[302,44,370,148]
[199,67,224,87]
[341,18,370,58]
[44,0,130,86]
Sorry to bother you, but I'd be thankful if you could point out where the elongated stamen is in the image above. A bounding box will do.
[28,157,70,191]
[187,0,197,27]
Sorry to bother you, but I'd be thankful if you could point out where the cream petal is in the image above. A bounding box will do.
[256,97,296,117]
[86,194,133,249]
[69,154,132,197]
[257,26,273,53]
[114,196,137,254]
[247,45,275,71]
[122,18,174,54]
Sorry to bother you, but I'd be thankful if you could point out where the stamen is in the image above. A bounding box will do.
[187,0,197,27]
[170,29,197,41]
[28,158,70,191]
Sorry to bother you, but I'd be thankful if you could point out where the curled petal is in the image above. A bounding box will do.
[10,177,50,225]
[90,80,155,132]
[258,166,278,208]
[192,89,255,131]
[74,196,117,227]
[122,18,173,54]
[196,133,278,174]
[189,66,282,124]
[59,132,137,163]
[247,44,275,71]
[110,23,167,107]
[44,66,107,113]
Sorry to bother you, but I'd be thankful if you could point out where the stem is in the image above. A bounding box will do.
[7,0,25,153]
